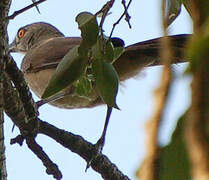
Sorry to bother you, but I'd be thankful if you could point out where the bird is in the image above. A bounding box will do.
[9,22,190,109]
[9,22,190,155]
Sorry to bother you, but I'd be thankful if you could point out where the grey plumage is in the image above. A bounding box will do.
[9,22,190,109]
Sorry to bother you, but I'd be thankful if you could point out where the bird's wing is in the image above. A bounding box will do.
[114,34,190,81]
[22,34,190,82]
[21,37,82,72]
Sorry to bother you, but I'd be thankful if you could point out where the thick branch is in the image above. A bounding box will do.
[0,111,7,180]
[0,0,12,179]
[5,55,39,123]
[3,74,61,179]
[38,120,131,180]
[25,137,62,179]
[3,71,131,180]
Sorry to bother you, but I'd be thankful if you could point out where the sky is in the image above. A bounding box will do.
[5,0,192,180]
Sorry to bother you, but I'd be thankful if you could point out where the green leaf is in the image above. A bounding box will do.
[104,40,114,63]
[76,12,99,48]
[74,76,92,99]
[113,46,125,62]
[92,57,119,109]
[42,46,88,98]
[158,114,191,180]
[91,37,120,108]
[185,20,209,73]
[163,0,182,26]
[182,0,209,23]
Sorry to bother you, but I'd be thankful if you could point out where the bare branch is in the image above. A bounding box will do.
[121,0,131,28]
[4,55,39,124]
[10,133,62,180]
[7,0,47,20]
[95,0,115,27]
[0,111,7,180]
[26,137,62,180]
[0,72,6,180]
[3,69,131,180]
[0,0,11,179]
[0,55,6,180]
[38,120,131,180]
[109,0,132,38]
[95,0,115,45]
[31,0,41,14]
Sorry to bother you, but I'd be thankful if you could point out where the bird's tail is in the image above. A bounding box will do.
[114,34,190,81]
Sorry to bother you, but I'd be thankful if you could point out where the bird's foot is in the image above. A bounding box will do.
[85,138,104,171]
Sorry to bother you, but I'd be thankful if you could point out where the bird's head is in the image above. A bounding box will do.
[9,22,64,54]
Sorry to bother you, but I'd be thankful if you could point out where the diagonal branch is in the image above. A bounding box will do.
[3,70,131,180]
[109,0,132,38]
[4,55,39,123]
[7,0,47,20]
[31,0,41,14]
[25,136,62,180]
[38,120,131,180]
[3,73,62,179]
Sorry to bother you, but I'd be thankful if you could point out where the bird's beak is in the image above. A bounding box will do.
[8,40,17,53]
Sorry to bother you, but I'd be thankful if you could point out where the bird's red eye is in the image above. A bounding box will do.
[18,29,25,38]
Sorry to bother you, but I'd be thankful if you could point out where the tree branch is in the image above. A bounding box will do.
[136,3,174,180]
[26,136,62,180]
[109,0,132,38]
[0,111,7,180]
[3,69,131,180]
[38,120,131,180]
[7,0,47,20]
[184,2,209,180]
[5,55,39,122]
[0,1,12,179]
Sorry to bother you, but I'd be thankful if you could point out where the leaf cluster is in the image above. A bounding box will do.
[42,12,124,109]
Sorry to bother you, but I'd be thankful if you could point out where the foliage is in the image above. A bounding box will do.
[158,114,191,180]
[42,12,124,108]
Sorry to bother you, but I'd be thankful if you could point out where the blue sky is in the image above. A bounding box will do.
[5,0,192,180]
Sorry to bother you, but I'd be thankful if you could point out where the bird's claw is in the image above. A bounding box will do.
[85,139,104,171]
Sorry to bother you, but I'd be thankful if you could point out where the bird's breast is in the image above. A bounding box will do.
[23,69,102,109]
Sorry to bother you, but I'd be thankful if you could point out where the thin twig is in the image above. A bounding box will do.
[121,0,131,28]
[97,0,115,30]
[95,0,115,49]
[109,0,132,38]
[7,0,47,20]
[31,0,41,14]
